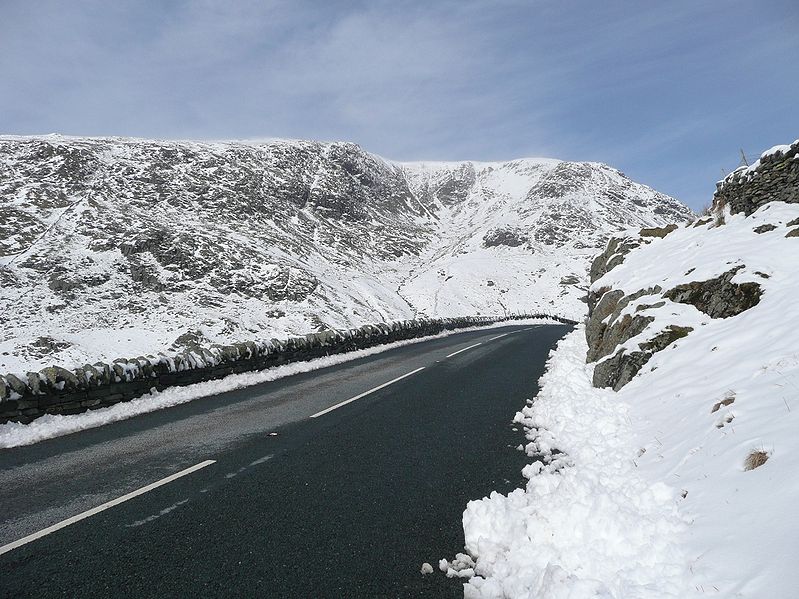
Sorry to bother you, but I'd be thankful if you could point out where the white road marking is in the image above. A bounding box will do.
[125,498,190,528]
[445,342,483,358]
[0,459,216,556]
[250,454,274,466]
[310,367,426,418]
[488,333,510,341]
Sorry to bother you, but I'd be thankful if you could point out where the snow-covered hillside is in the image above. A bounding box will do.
[0,135,691,374]
[452,180,799,596]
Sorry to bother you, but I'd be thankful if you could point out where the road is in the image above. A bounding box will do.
[0,323,571,598]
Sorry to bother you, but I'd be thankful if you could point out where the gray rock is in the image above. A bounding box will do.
[26,372,42,395]
[593,349,651,390]
[589,235,643,283]
[638,325,693,353]
[592,325,693,390]
[586,287,661,362]
[93,362,113,384]
[639,224,678,238]
[39,366,80,392]
[753,224,777,234]
[663,267,762,318]
[559,275,581,285]
[585,289,624,360]
[482,227,528,248]
[5,374,28,397]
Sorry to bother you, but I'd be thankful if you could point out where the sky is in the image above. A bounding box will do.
[1,0,797,210]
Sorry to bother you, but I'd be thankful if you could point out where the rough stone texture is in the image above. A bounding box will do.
[592,349,651,391]
[639,224,678,238]
[714,140,799,215]
[663,267,762,318]
[592,325,693,390]
[0,313,577,423]
[559,275,581,285]
[786,228,799,238]
[585,289,624,352]
[588,235,645,284]
[753,224,777,234]
[482,227,529,248]
[586,262,763,390]
[585,288,663,363]
[692,217,712,228]
[587,286,663,359]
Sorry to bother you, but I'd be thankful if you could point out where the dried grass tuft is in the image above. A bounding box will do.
[744,450,769,471]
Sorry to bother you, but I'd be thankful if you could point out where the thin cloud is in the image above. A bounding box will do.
[0,0,796,209]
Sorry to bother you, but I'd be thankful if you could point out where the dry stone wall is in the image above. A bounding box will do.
[714,140,799,215]
[0,314,576,424]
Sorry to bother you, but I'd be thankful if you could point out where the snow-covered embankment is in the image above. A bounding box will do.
[448,140,799,598]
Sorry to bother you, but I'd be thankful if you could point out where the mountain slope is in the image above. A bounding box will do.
[0,135,692,373]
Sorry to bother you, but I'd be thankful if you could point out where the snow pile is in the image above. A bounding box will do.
[457,201,799,597]
[452,329,692,598]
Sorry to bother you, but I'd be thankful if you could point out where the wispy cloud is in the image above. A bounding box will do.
[0,0,796,208]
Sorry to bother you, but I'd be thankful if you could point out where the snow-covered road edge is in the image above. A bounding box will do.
[0,318,560,449]
[454,326,694,598]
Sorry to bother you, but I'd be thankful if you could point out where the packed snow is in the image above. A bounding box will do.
[454,202,799,597]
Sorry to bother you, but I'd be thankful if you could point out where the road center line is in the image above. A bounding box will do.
[488,333,510,341]
[445,342,483,358]
[0,459,216,556]
[310,367,426,418]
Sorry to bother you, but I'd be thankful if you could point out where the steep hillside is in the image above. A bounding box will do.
[0,135,691,373]
[453,140,799,598]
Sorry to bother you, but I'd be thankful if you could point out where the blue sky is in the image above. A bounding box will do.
[1,0,797,210]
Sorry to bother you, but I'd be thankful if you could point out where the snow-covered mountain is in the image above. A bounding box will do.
[0,135,692,373]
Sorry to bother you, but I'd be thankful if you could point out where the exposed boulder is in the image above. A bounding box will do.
[663,267,762,318]
[589,235,644,283]
[639,224,678,238]
[39,366,80,392]
[482,227,528,248]
[585,287,661,363]
[559,275,581,285]
[753,224,777,234]
[593,325,692,390]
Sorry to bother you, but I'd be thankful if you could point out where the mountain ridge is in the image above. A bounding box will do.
[0,135,693,374]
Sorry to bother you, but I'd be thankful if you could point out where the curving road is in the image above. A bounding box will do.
[0,323,571,598]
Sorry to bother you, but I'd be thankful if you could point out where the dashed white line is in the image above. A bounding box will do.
[445,342,483,358]
[0,459,216,556]
[488,333,510,341]
[310,367,427,418]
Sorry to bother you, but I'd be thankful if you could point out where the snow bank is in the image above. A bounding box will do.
[455,328,692,598]
[456,201,799,597]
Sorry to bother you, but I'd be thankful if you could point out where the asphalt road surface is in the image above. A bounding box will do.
[0,323,571,598]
